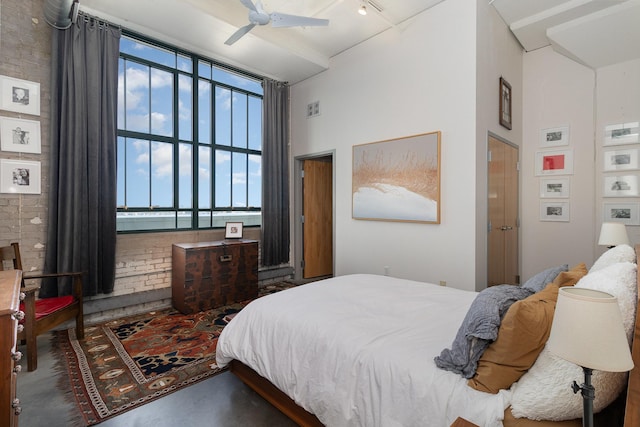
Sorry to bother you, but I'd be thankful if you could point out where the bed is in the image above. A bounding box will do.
[215,245,640,426]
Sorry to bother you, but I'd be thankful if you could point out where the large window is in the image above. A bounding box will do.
[116,33,263,232]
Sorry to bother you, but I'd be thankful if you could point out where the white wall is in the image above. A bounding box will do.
[595,59,640,251]
[474,0,523,289]
[291,0,480,291]
[291,0,638,290]
[521,47,597,278]
[521,53,640,277]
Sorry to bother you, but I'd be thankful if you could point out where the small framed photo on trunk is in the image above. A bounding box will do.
[225,222,243,239]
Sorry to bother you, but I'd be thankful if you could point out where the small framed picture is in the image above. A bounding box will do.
[603,202,640,225]
[225,221,243,239]
[540,178,570,198]
[499,77,512,130]
[604,122,639,146]
[603,148,640,171]
[603,174,640,197]
[0,159,41,194]
[0,75,40,116]
[535,149,574,176]
[0,116,41,154]
[540,201,570,222]
[540,126,569,148]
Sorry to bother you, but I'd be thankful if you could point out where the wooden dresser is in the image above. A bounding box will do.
[172,240,258,314]
[1,269,23,427]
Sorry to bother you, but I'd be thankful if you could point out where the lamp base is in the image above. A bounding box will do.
[572,367,594,427]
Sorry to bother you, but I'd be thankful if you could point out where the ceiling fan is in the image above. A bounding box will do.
[225,0,330,45]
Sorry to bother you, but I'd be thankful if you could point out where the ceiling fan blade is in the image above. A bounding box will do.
[239,0,257,13]
[269,12,329,28]
[225,23,256,45]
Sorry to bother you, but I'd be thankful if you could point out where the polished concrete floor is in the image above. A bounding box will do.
[16,332,298,427]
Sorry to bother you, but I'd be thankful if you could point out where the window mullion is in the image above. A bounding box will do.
[117,32,263,233]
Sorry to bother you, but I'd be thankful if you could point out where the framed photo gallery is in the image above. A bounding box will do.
[536,125,573,222]
[602,121,640,225]
[0,75,41,194]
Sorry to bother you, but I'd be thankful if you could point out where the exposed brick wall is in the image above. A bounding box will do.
[1,0,289,324]
[0,0,51,274]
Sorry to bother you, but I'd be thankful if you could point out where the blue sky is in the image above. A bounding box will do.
[116,36,263,212]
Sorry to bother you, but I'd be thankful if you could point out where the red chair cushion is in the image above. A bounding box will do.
[19,295,75,320]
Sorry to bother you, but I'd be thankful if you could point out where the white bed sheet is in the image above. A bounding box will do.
[216,274,511,427]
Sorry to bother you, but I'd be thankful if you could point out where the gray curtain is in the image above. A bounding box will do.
[41,14,121,297]
[261,79,290,266]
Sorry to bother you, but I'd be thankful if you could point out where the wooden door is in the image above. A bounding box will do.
[302,158,333,278]
[487,136,519,286]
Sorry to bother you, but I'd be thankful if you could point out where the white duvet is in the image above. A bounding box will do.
[216,274,511,427]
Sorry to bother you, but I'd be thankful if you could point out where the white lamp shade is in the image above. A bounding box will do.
[548,287,633,372]
[598,222,630,246]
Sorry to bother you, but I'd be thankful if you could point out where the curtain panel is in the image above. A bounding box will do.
[261,79,290,266]
[41,14,121,297]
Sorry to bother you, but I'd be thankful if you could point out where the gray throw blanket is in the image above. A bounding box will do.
[434,285,533,378]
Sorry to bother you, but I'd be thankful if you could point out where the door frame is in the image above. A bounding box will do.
[486,131,520,286]
[293,150,336,282]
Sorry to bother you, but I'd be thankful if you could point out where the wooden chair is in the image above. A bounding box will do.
[0,242,84,371]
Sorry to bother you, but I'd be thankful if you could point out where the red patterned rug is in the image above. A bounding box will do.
[53,282,295,425]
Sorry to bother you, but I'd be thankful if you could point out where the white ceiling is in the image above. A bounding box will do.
[79,0,444,84]
[491,0,640,69]
[78,0,640,84]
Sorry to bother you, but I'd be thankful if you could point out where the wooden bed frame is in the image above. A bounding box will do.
[229,245,640,427]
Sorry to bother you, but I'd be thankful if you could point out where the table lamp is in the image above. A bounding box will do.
[598,222,630,248]
[547,287,634,427]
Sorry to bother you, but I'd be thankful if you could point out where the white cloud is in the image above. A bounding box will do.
[216,151,231,164]
[179,145,192,177]
[150,111,170,136]
[151,143,173,178]
[216,87,231,111]
[232,172,246,185]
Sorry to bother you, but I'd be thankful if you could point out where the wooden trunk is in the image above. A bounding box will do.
[171,240,258,314]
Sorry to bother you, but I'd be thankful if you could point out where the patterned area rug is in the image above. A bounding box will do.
[53,282,295,426]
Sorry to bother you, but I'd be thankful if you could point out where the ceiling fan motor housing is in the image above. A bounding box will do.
[248,10,270,25]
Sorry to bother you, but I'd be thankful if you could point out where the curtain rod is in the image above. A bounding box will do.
[77,10,121,30]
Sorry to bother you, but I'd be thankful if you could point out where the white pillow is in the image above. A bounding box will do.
[510,262,637,421]
[589,244,635,273]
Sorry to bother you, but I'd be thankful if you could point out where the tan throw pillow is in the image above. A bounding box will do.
[468,283,560,394]
[552,263,587,288]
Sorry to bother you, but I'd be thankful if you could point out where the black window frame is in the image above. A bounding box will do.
[116,30,263,234]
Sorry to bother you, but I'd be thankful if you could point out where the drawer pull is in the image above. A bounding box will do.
[17,324,24,333]
[14,365,22,373]
[12,310,24,321]
[12,351,22,362]
[219,254,232,262]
